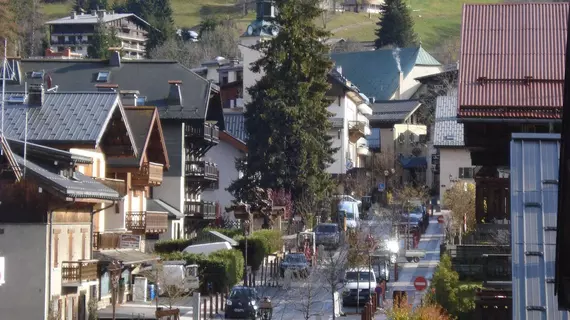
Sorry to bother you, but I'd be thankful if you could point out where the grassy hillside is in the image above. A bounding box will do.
[42,0,500,52]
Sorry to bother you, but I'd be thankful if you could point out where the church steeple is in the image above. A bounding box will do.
[242,0,279,39]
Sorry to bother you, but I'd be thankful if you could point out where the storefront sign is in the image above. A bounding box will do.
[119,234,141,250]
[0,257,5,285]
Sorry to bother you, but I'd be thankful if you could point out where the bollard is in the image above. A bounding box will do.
[203,298,207,320]
[367,302,373,320]
[209,295,213,317]
[361,306,366,320]
[215,293,219,314]
[372,293,376,311]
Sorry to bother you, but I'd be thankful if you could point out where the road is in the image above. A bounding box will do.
[98,211,445,320]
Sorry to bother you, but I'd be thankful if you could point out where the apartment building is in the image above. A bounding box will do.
[46,9,151,59]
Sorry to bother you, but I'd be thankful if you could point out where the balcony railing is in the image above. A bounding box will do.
[61,260,98,284]
[132,162,164,187]
[184,122,220,144]
[93,232,121,250]
[126,211,169,234]
[95,178,127,197]
[185,161,219,180]
[184,200,217,220]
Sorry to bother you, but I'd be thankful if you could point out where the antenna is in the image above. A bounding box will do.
[1,38,6,136]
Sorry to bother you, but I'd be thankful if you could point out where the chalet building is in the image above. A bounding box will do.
[0,51,225,236]
[46,10,152,59]
[0,88,150,319]
[458,3,566,224]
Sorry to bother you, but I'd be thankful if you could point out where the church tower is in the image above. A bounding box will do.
[240,0,279,47]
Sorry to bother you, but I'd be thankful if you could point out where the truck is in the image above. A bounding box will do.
[156,260,199,296]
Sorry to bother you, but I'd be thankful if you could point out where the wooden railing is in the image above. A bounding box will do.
[184,201,217,220]
[185,161,218,180]
[131,162,164,187]
[126,211,168,234]
[184,122,220,143]
[95,178,127,196]
[61,260,98,283]
[92,232,121,250]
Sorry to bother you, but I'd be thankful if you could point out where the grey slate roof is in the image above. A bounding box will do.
[330,47,441,100]
[4,59,216,121]
[147,199,183,219]
[94,249,160,264]
[433,95,464,147]
[6,137,92,164]
[368,100,422,124]
[224,113,247,142]
[10,152,120,200]
[2,92,127,147]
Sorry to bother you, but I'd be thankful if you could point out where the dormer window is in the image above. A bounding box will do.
[96,71,110,82]
[6,95,25,104]
[30,71,44,79]
[136,96,147,106]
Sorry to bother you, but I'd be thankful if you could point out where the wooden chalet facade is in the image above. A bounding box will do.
[458,3,567,223]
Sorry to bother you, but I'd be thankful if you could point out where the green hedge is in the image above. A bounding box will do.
[236,229,283,271]
[154,239,192,253]
[203,227,243,240]
[160,249,244,293]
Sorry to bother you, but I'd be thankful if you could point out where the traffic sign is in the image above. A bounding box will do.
[414,276,428,291]
[378,183,385,192]
[437,216,445,224]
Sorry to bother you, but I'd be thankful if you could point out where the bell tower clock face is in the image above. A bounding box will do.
[247,25,254,36]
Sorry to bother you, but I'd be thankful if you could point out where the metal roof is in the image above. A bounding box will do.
[6,137,92,164]
[94,249,160,264]
[331,47,441,100]
[5,59,216,121]
[11,153,120,200]
[46,12,151,27]
[3,92,126,146]
[147,198,183,219]
[510,133,570,319]
[224,113,247,142]
[368,100,421,124]
[459,3,569,119]
[434,95,464,147]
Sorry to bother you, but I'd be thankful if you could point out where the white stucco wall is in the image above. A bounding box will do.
[393,124,427,157]
[202,139,245,213]
[392,65,444,100]
[438,148,473,202]
[0,224,48,320]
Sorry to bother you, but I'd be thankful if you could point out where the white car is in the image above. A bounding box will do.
[334,195,362,206]
[341,267,377,306]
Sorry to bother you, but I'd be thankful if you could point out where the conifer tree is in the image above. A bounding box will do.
[87,22,120,59]
[228,0,337,204]
[375,0,418,49]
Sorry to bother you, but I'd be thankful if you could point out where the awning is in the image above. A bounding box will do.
[94,249,161,265]
[399,156,427,169]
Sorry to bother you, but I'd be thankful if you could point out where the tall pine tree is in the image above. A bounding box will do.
[87,21,120,58]
[374,0,418,49]
[228,0,337,205]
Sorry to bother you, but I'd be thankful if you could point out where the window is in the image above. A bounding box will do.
[458,167,474,179]
[136,96,147,106]
[6,95,25,104]
[236,71,243,82]
[96,71,110,82]
[30,71,44,79]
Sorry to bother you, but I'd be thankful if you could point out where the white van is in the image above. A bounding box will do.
[338,201,360,228]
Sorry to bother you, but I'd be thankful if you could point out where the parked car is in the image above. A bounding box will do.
[342,268,378,306]
[315,223,341,249]
[334,194,362,206]
[280,253,310,278]
[225,286,260,319]
[155,261,199,296]
[338,200,360,228]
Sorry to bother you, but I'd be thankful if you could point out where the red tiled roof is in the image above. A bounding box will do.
[458,3,569,119]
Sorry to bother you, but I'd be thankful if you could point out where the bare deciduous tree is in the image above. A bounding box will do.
[150,25,241,68]
[320,245,349,320]
[140,265,190,309]
[442,182,475,234]
[288,266,327,320]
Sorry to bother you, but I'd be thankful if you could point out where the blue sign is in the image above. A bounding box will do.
[346,160,354,170]
[378,183,385,192]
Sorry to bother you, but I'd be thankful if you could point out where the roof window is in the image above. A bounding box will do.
[6,95,26,104]
[96,71,110,82]
[30,71,44,79]
[444,135,455,140]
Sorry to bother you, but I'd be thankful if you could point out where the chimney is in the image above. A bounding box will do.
[396,72,404,99]
[167,80,183,105]
[108,49,121,67]
[70,11,77,19]
[120,90,140,106]
[336,65,342,75]
[28,84,45,107]
[95,83,119,92]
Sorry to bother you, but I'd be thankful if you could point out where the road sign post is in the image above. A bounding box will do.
[414,276,428,291]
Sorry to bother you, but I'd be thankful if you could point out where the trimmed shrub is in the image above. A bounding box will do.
[154,239,192,253]
[209,249,244,289]
[236,229,283,271]
[252,229,283,253]
[203,227,243,240]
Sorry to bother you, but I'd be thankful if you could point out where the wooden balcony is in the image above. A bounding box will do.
[348,120,367,143]
[185,161,219,181]
[126,211,168,234]
[131,162,164,188]
[95,178,127,197]
[184,122,220,144]
[184,200,217,220]
[61,260,98,285]
[93,232,121,250]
